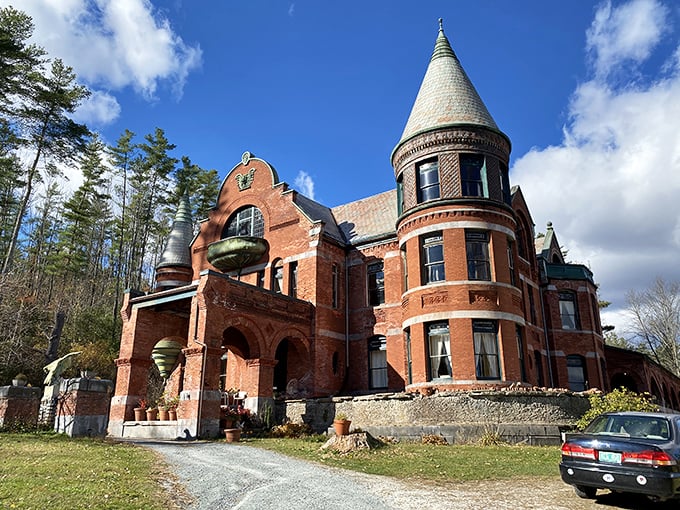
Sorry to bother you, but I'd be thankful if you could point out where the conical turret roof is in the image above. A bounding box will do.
[397,19,500,148]
[156,193,194,269]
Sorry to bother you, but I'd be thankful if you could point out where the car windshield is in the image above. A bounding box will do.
[584,415,671,440]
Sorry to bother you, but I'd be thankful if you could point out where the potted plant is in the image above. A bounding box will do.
[223,405,251,442]
[12,373,28,387]
[134,399,147,421]
[157,395,169,421]
[333,412,351,436]
[165,395,180,421]
[145,400,158,421]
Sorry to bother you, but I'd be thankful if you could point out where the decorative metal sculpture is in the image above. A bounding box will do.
[152,339,182,379]
[43,351,82,386]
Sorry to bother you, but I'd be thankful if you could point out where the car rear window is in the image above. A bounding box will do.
[585,415,671,440]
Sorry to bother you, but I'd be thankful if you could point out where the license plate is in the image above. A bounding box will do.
[599,451,622,464]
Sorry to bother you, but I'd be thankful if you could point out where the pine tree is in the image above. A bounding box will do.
[2,58,90,272]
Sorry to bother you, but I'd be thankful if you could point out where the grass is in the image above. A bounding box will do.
[0,432,177,510]
[0,431,562,509]
[245,436,562,482]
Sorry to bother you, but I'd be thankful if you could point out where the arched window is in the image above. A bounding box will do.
[567,355,587,391]
[223,205,264,238]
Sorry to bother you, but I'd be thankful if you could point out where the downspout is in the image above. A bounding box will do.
[193,300,208,438]
[538,259,555,387]
[344,259,350,383]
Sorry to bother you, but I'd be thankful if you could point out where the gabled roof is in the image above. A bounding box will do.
[293,190,397,247]
[293,193,346,244]
[332,190,398,245]
[397,19,500,150]
[536,222,564,263]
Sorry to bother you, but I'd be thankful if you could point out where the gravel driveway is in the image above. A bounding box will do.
[142,440,675,510]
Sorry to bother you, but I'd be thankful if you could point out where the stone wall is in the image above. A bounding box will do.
[275,390,590,445]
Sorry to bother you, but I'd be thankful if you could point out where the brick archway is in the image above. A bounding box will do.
[272,333,311,398]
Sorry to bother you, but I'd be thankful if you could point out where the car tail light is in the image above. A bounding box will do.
[622,450,677,466]
[561,443,596,460]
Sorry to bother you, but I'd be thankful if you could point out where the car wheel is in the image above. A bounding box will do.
[573,485,597,499]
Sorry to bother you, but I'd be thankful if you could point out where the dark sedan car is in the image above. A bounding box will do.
[560,411,680,502]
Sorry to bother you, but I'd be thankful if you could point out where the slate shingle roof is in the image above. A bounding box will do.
[332,190,397,245]
[398,21,499,148]
[294,190,397,247]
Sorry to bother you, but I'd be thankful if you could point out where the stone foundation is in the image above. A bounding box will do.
[275,390,590,445]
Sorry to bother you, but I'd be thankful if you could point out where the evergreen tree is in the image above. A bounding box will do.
[174,155,220,221]
[2,58,90,272]
[0,6,45,113]
[56,135,110,278]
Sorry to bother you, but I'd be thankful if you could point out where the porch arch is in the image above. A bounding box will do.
[271,327,311,397]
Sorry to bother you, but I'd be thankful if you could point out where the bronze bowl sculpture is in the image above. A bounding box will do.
[206,236,269,273]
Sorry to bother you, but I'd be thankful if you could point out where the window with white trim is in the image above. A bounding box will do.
[460,154,486,197]
[368,336,388,389]
[473,320,500,379]
[417,159,440,203]
[466,230,491,281]
[559,291,579,329]
[428,322,452,380]
[421,233,445,284]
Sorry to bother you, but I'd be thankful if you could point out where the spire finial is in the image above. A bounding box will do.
[438,18,443,32]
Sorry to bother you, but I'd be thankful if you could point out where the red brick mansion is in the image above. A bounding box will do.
[108,22,680,438]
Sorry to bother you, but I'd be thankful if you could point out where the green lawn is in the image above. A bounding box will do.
[0,432,562,509]
[245,436,562,482]
[0,433,176,510]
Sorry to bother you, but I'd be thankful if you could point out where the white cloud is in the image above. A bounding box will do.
[288,3,295,17]
[294,170,315,200]
[586,0,669,80]
[72,90,121,126]
[511,0,680,336]
[1,0,202,102]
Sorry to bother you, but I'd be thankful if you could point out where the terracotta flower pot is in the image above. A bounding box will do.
[133,408,145,421]
[146,408,158,421]
[225,428,241,443]
[158,408,170,421]
[333,419,351,436]
[168,409,177,421]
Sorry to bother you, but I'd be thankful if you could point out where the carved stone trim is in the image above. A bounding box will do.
[183,347,204,357]
[468,290,498,305]
[422,291,449,307]
[115,357,152,367]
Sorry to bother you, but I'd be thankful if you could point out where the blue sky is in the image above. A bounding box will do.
[6,0,680,336]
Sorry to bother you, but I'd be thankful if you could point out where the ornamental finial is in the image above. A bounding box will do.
[438,18,443,32]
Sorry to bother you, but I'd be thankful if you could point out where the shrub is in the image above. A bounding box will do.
[576,387,659,430]
[269,421,313,438]
[421,433,448,445]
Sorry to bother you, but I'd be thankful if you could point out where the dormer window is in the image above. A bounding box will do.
[223,205,264,238]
